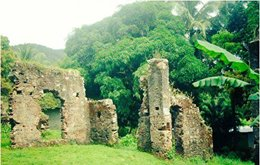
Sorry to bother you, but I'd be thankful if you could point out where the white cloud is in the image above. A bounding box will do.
[0,0,135,49]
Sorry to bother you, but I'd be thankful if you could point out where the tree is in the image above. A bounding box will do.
[1,36,16,96]
[16,45,35,61]
[208,1,259,62]
[195,40,259,84]
[1,36,16,122]
[193,39,259,152]
[38,92,62,111]
[171,1,223,42]
[63,2,215,134]
[193,40,259,128]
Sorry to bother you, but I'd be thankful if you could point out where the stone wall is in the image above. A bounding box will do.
[137,76,151,151]
[171,90,213,159]
[137,58,172,156]
[137,58,213,159]
[148,59,172,155]
[10,62,90,147]
[89,99,118,145]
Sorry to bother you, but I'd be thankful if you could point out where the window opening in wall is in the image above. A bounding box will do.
[155,107,159,110]
[17,90,22,95]
[166,122,170,130]
[38,90,64,141]
[170,105,181,131]
[76,92,79,97]
[97,111,101,118]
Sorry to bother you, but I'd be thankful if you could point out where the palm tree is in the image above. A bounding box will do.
[17,45,35,61]
[171,1,224,41]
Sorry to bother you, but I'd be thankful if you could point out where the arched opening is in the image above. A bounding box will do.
[37,89,64,141]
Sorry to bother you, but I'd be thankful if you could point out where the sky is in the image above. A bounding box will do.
[0,0,136,49]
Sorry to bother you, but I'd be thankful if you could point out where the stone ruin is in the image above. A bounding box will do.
[8,59,213,160]
[137,59,172,156]
[137,58,213,159]
[9,62,118,147]
[171,90,213,159]
[89,99,118,145]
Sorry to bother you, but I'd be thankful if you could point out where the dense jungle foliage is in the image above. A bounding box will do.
[62,1,259,135]
[1,0,259,158]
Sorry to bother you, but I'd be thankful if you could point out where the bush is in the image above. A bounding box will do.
[1,123,11,148]
[115,134,137,150]
[41,130,61,141]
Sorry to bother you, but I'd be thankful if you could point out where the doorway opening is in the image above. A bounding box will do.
[38,89,64,141]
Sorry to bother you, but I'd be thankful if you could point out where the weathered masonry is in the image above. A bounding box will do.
[89,99,118,145]
[171,89,213,159]
[9,59,213,159]
[138,59,172,156]
[137,58,213,159]
[9,62,118,147]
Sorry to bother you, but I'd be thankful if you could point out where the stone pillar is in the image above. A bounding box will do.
[137,76,151,151]
[89,99,118,145]
[10,95,41,147]
[147,58,172,155]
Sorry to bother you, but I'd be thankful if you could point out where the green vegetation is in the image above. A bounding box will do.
[41,130,61,141]
[1,36,16,119]
[13,43,66,65]
[63,2,210,130]
[38,92,62,111]
[1,131,253,165]
[195,40,259,84]
[1,145,253,165]
[193,76,250,88]
[1,124,11,148]
[1,0,259,163]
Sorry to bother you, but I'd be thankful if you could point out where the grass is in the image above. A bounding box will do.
[1,144,254,165]
[1,125,254,165]
[41,129,61,141]
[1,124,11,148]
[1,144,169,165]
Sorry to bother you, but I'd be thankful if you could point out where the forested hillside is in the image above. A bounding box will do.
[63,2,209,131]
[13,43,66,65]
[62,1,259,141]
[1,1,259,162]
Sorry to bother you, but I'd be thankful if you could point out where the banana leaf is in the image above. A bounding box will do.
[195,40,259,84]
[192,76,250,88]
[248,92,259,101]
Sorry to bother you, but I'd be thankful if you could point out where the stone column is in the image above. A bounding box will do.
[137,76,151,151]
[89,99,118,145]
[147,58,172,155]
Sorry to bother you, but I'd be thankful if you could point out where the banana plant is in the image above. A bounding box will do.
[195,40,259,84]
[192,76,250,88]
[193,40,259,131]
[248,91,260,101]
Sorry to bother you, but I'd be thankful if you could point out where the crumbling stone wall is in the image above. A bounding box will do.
[10,62,90,147]
[148,59,172,155]
[137,58,172,156]
[171,90,213,159]
[89,99,118,145]
[137,58,213,159]
[137,76,151,151]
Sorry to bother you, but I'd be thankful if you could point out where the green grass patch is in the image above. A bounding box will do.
[1,144,253,165]
[1,123,11,148]
[1,130,253,165]
[1,144,168,165]
[41,129,61,141]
